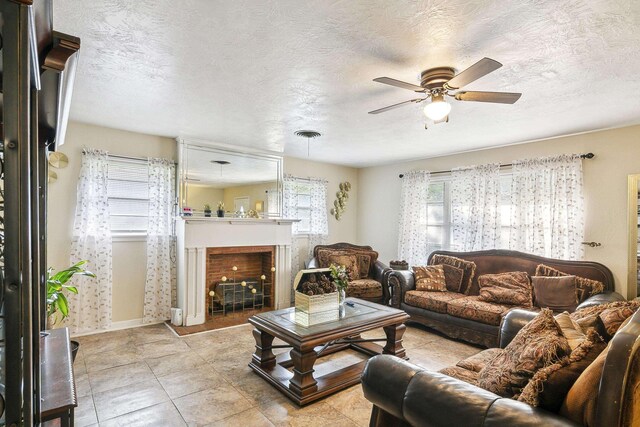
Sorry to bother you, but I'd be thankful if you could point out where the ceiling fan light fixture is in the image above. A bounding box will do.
[423,94,451,121]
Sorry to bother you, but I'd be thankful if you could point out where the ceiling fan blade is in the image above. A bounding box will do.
[445,58,502,90]
[454,91,521,104]
[373,77,425,92]
[368,98,426,114]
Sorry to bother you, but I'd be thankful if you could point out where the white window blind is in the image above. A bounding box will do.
[107,159,150,234]
[289,179,312,234]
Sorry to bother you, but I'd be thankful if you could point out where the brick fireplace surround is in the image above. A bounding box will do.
[206,246,276,315]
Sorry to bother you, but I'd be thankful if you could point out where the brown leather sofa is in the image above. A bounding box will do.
[389,249,624,347]
[362,307,640,427]
[307,242,392,305]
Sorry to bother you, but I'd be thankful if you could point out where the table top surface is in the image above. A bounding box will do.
[249,298,407,338]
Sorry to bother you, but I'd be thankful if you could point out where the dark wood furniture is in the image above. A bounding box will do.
[40,328,77,426]
[248,298,409,405]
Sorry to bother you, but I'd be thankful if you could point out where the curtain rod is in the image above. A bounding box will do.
[82,150,177,164]
[398,152,594,178]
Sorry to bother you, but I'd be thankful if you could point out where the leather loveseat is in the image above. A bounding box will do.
[307,242,392,305]
[389,249,624,347]
[361,307,640,427]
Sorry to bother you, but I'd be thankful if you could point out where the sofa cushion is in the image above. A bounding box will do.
[430,254,477,295]
[404,290,464,314]
[535,264,604,302]
[477,308,571,397]
[442,264,464,293]
[346,279,382,298]
[478,271,533,307]
[533,276,579,312]
[413,265,447,292]
[446,296,513,326]
[438,366,479,386]
[518,329,606,412]
[316,249,360,280]
[456,348,504,372]
[555,311,586,350]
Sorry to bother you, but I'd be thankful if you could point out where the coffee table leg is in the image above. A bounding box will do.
[251,328,276,368]
[289,347,318,397]
[383,323,407,358]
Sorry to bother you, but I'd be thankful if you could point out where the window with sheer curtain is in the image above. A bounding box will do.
[398,154,585,264]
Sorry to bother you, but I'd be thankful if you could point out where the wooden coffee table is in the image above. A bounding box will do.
[248,298,409,405]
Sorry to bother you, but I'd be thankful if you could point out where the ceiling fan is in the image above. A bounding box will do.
[369,57,521,124]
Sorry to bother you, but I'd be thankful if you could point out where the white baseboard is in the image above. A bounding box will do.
[70,318,167,338]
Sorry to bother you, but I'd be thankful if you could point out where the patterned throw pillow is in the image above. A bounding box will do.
[535,264,604,302]
[477,272,533,307]
[413,265,447,292]
[477,308,571,397]
[316,249,360,280]
[570,300,640,338]
[555,312,586,350]
[430,254,477,295]
[442,264,464,293]
[518,329,606,412]
[599,303,639,337]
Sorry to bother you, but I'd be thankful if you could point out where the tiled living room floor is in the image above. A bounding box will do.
[69,322,480,426]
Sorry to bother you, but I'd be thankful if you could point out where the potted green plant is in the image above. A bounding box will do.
[47,260,96,362]
[217,201,225,218]
[204,203,212,217]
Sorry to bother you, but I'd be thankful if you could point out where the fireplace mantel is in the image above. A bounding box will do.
[175,218,294,326]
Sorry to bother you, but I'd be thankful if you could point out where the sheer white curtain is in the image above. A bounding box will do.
[143,158,176,323]
[509,154,584,260]
[398,170,430,266]
[307,177,329,257]
[282,176,301,276]
[451,164,501,251]
[68,149,113,333]
[283,175,328,278]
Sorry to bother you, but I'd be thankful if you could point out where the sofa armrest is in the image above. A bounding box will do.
[362,355,577,427]
[499,309,539,349]
[371,260,392,304]
[388,270,415,308]
[577,291,625,310]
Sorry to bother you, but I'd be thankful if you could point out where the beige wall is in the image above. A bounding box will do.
[47,122,176,323]
[284,156,358,245]
[357,125,640,297]
[185,184,224,212]
[222,182,276,214]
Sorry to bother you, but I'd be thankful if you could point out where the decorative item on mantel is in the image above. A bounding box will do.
[216,201,225,218]
[204,204,212,217]
[330,181,351,220]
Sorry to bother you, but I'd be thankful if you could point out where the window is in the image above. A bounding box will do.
[426,174,512,252]
[288,178,312,234]
[107,159,151,235]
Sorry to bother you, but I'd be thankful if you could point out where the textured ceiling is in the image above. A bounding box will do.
[53,0,640,167]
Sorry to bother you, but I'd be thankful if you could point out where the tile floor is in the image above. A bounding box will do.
[69,322,480,427]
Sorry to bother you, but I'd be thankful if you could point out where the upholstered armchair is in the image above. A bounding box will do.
[307,243,392,305]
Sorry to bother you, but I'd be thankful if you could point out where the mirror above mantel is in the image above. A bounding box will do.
[177,139,283,218]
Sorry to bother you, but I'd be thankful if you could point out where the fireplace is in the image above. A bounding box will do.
[175,218,295,326]
[206,246,276,317]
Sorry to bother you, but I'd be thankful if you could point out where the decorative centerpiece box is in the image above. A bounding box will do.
[293,268,338,314]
